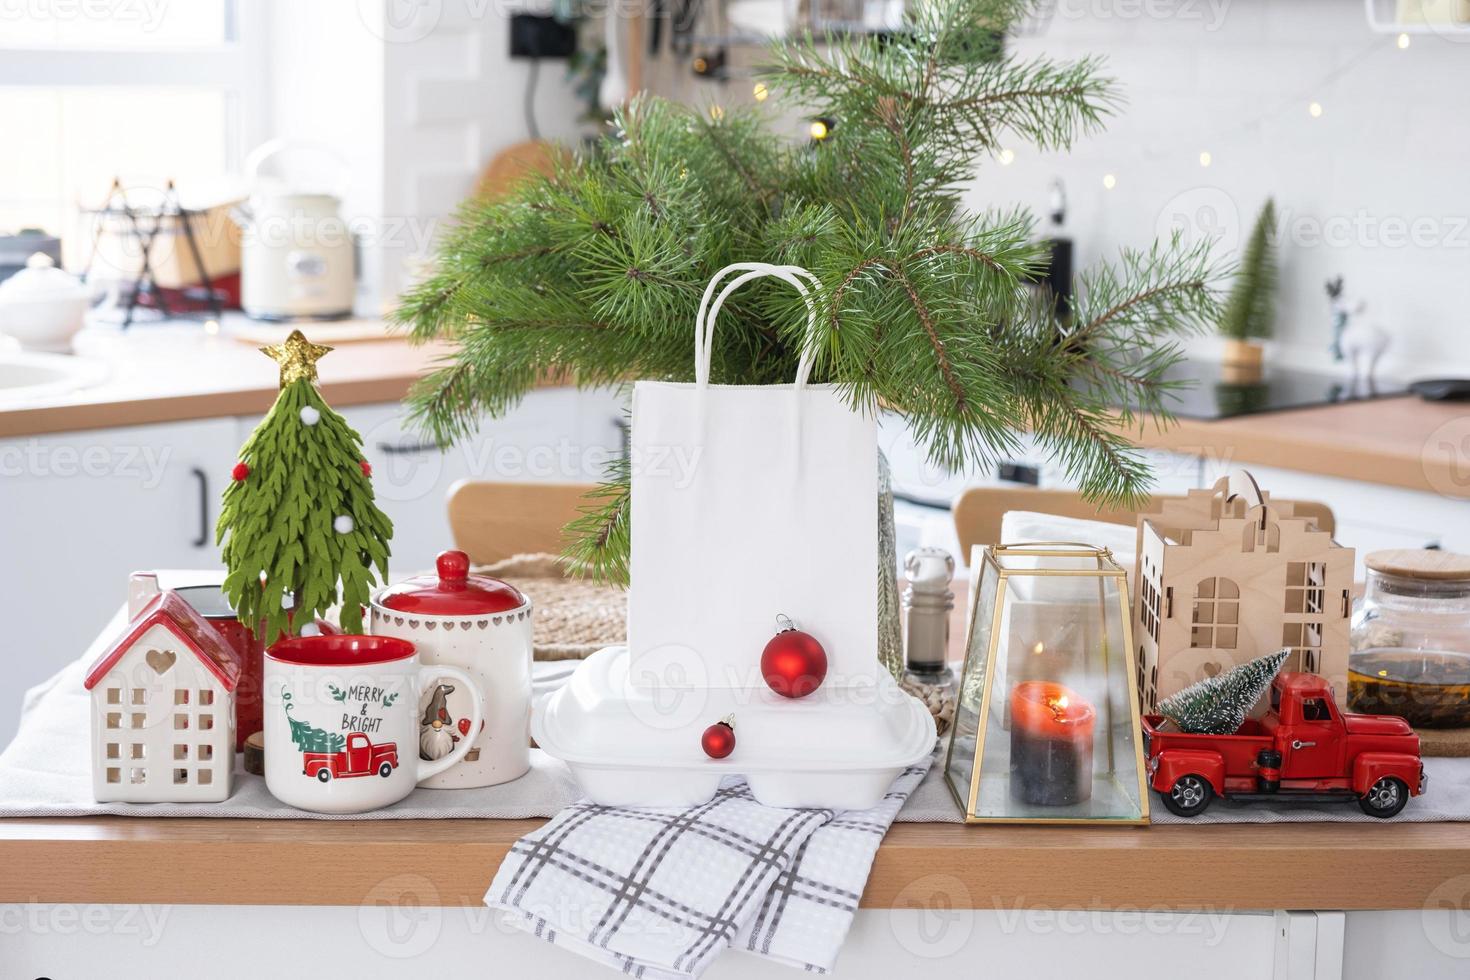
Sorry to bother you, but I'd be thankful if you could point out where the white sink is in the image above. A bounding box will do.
[0,349,109,403]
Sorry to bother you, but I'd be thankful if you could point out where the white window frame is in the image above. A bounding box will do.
[0,0,271,172]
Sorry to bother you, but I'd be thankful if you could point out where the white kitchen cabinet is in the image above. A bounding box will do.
[328,387,627,573]
[0,418,238,743]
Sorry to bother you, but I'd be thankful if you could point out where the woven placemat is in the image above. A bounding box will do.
[1419,727,1470,758]
[477,553,626,661]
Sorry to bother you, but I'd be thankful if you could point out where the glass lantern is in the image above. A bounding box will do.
[943,543,1150,824]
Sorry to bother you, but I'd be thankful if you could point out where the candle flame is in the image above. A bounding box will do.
[1032,642,1044,656]
[1043,693,1071,723]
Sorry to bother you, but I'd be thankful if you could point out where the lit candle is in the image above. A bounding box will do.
[1009,681,1096,806]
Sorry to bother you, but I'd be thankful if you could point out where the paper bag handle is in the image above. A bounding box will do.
[694,262,824,389]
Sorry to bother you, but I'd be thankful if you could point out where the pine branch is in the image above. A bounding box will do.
[394,0,1224,573]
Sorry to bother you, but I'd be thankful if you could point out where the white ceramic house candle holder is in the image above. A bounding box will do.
[85,590,242,803]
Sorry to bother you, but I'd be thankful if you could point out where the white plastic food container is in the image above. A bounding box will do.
[533,646,936,810]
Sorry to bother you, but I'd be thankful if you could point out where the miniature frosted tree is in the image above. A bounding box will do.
[1159,649,1290,735]
[1219,198,1278,342]
[217,330,393,642]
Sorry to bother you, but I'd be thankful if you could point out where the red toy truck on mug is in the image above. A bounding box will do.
[1142,673,1425,818]
[303,733,400,782]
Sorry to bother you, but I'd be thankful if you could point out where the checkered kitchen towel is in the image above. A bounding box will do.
[485,759,930,978]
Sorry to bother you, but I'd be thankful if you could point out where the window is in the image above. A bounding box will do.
[1285,562,1326,615]
[1139,575,1162,643]
[0,3,265,252]
[1190,577,1239,649]
[1284,621,1324,672]
[1301,697,1331,722]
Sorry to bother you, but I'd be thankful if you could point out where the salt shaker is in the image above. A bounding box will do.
[903,547,955,690]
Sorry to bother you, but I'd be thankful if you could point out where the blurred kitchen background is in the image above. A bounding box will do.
[2,0,1469,743]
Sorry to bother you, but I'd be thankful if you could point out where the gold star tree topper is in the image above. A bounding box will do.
[262,330,334,388]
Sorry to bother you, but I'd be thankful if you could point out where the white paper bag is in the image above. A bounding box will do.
[628,263,877,690]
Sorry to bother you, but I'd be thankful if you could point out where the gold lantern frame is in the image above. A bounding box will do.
[943,542,1151,825]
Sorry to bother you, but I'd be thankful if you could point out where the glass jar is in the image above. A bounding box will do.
[1349,550,1470,728]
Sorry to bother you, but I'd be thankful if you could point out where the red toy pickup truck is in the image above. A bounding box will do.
[1143,672,1425,818]
[303,733,400,782]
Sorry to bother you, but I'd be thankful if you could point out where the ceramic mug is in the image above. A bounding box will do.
[263,634,483,813]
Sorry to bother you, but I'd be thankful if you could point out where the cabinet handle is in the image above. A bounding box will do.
[376,440,442,456]
[190,467,209,548]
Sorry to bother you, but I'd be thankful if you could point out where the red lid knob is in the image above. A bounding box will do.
[436,550,470,589]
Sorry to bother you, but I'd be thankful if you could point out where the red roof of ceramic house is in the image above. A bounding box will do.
[83,590,243,692]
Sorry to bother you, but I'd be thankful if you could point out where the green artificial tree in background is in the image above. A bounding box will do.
[1219,198,1279,341]
[1159,649,1291,735]
[217,331,394,642]
[395,0,1225,584]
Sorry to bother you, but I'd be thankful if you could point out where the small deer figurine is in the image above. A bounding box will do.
[1325,276,1389,384]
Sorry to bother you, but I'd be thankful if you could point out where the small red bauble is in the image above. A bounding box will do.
[761,616,828,699]
[360,460,373,477]
[231,462,250,482]
[701,716,736,759]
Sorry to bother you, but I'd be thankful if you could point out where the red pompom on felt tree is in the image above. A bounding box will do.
[760,615,828,699]
[232,462,250,482]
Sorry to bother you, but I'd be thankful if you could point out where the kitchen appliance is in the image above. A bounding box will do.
[233,140,356,321]
[0,253,91,352]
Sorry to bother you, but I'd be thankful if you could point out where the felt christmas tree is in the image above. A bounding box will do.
[217,330,393,643]
[1219,198,1279,341]
[1159,649,1290,735]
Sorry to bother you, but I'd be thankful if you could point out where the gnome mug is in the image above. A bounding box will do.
[263,635,483,813]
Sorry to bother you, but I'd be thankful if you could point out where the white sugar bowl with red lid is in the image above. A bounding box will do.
[370,550,532,788]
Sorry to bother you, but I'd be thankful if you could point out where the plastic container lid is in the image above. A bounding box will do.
[376,550,526,615]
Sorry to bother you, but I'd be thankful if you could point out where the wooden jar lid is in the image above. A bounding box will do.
[1365,549,1470,581]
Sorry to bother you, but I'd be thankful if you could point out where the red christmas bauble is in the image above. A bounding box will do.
[360,459,373,478]
[231,462,250,482]
[761,620,827,699]
[701,718,736,759]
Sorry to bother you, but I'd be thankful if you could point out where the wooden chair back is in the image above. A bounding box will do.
[952,486,1336,559]
[446,480,597,565]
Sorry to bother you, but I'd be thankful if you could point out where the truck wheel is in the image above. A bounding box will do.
[1359,777,1409,818]
[1161,774,1214,817]
[316,769,331,783]
[379,762,393,778]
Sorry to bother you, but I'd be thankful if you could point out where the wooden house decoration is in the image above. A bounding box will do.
[85,590,242,803]
[1133,470,1354,716]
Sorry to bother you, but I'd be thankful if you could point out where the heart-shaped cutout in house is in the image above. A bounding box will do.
[145,648,176,675]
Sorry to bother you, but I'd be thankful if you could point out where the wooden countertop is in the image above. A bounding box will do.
[1115,396,1470,500]
[5,327,1465,499]
[2,816,1467,910]
[0,324,452,438]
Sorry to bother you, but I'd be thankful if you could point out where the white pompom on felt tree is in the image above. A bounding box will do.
[216,330,393,643]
